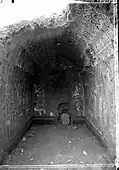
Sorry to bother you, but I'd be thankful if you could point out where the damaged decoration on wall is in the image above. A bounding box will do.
[34,84,46,116]
[71,81,84,117]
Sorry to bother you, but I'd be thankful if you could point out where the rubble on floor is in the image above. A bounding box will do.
[3,124,109,167]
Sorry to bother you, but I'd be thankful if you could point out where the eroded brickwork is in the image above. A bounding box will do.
[0,59,32,161]
[84,24,116,159]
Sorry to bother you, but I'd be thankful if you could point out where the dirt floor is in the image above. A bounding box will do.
[3,124,111,169]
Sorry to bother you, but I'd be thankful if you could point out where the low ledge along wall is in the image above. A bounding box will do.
[0,115,115,165]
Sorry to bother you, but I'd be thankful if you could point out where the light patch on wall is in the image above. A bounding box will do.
[0,0,69,28]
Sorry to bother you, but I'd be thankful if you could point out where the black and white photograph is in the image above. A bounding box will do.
[0,0,118,169]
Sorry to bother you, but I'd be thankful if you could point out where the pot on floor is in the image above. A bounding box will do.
[60,113,71,125]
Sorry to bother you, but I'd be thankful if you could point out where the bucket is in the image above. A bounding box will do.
[39,109,46,116]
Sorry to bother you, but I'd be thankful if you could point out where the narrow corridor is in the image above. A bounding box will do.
[0,1,118,170]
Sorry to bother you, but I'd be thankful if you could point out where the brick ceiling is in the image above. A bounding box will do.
[0,2,115,78]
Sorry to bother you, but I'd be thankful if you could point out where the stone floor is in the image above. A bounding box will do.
[3,124,112,170]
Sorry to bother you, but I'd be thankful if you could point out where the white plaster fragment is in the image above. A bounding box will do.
[67,159,72,163]
[30,158,34,161]
[49,161,54,165]
[6,120,11,125]
[20,148,24,154]
[72,125,78,129]
[83,150,88,155]
[22,137,26,142]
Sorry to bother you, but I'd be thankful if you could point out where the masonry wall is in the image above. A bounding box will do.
[83,25,116,161]
[0,58,32,163]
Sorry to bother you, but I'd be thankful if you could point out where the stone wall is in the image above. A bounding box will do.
[84,24,116,160]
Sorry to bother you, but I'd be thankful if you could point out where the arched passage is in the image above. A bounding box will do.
[0,1,118,167]
[6,26,86,121]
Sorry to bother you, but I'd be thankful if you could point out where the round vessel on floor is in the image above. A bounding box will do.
[60,113,71,125]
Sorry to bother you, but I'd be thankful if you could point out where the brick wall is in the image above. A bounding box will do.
[0,57,32,162]
[84,24,116,159]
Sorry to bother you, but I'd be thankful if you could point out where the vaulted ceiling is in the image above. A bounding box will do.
[18,28,85,75]
[0,2,115,84]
